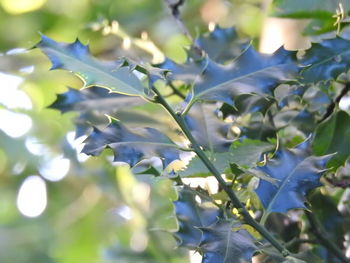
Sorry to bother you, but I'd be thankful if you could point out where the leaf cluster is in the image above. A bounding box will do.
[36,17,350,263]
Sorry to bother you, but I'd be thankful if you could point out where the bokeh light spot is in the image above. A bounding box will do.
[16,175,47,218]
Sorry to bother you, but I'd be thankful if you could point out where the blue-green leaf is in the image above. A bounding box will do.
[173,187,222,248]
[194,26,249,63]
[49,86,148,137]
[49,86,145,113]
[190,46,299,106]
[198,219,257,263]
[81,119,182,168]
[184,103,233,152]
[300,37,350,83]
[36,35,146,96]
[255,140,332,214]
[179,139,274,177]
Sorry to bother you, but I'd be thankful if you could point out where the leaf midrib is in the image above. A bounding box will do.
[108,141,180,149]
[303,45,350,73]
[195,62,295,100]
[223,221,234,263]
[45,44,143,95]
[266,155,306,212]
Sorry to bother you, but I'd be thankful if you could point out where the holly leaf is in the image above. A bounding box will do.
[220,94,273,118]
[255,140,332,214]
[240,112,276,141]
[173,187,222,248]
[189,46,299,106]
[184,103,233,152]
[155,56,206,84]
[274,109,316,133]
[36,35,146,96]
[49,86,151,137]
[81,119,182,168]
[194,26,249,63]
[300,37,350,83]
[179,139,274,177]
[49,86,145,113]
[198,219,257,263]
[313,111,350,170]
[274,84,308,108]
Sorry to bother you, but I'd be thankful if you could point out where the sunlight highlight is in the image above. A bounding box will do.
[189,251,202,263]
[1,0,47,14]
[16,176,47,218]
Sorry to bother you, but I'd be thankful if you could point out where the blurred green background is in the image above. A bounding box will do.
[0,0,341,262]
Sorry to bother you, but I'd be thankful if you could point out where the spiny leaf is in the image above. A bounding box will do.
[220,94,273,118]
[184,103,233,152]
[49,86,145,113]
[190,46,299,106]
[194,26,249,63]
[274,84,308,108]
[49,86,149,137]
[36,35,145,96]
[155,56,206,84]
[312,110,350,170]
[173,186,222,248]
[198,219,257,263]
[274,109,315,133]
[240,112,276,141]
[81,119,182,168]
[179,139,274,177]
[300,37,350,83]
[255,140,332,214]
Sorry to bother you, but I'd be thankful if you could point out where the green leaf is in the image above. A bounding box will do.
[179,139,274,177]
[81,119,182,168]
[173,187,222,248]
[300,37,350,83]
[255,140,332,214]
[36,35,145,96]
[198,219,257,263]
[270,0,350,18]
[190,46,299,106]
[313,110,350,170]
[184,103,233,152]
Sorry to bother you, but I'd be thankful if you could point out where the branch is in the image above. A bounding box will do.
[305,210,350,263]
[164,0,203,55]
[325,174,350,188]
[168,81,186,99]
[152,85,291,258]
[318,82,350,123]
[285,237,317,249]
[165,0,192,40]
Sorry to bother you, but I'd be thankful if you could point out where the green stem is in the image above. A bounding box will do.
[168,81,186,99]
[305,211,350,263]
[152,86,290,257]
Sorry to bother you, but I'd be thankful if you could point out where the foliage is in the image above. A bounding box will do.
[2,0,350,263]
